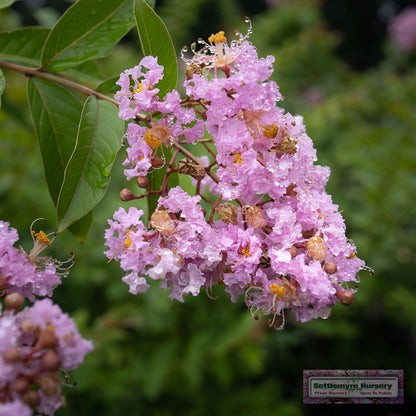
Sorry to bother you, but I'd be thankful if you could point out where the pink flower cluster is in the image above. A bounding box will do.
[0,298,93,415]
[106,25,366,328]
[389,6,416,52]
[115,56,204,180]
[0,221,93,414]
[0,221,62,301]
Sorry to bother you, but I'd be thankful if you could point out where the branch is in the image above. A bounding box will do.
[0,60,119,106]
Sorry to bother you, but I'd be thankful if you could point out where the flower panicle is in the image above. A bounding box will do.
[0,298,93,415]
[107,20,368,329]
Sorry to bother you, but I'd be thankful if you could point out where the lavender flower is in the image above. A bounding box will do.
[389,6,416,52]
[106,23,368,329]
[0,220,69,301]
[0,298,93,415]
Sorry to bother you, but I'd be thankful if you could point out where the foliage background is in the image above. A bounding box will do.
[1,0,415,415]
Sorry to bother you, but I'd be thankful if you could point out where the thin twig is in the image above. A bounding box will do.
[160,148,180,196]
[0,60,118,106]
[202,142,217,159]
[208,195,222,224]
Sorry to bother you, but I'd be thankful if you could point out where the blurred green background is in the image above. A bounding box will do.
[1,0,415,415]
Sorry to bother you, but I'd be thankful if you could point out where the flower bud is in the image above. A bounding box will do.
[2,346,21,363]
[22,389,40,407]
[120,188,136,201]
[34,328,59,350]
[37,373,61,397]
[5,292,24,311]
[136,176,150,189]
[0,275,7,291]
[190,165,206,180]
[13,377,29,394]
[324,261,338,274]
[41,349,61,371]
[336,290,354,306]
[21,318,39,336]
[150,154,164,168]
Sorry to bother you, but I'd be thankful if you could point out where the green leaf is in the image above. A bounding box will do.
[68,211,94,243]
[27,77,84,206]
[65,60,104,85]
[0,0,20,9]
[0,27,50,66]
[41,0,135,72]
[134,0,177,97]
[95,75,120,96]
[0,68,4,107]
[56,96,124,232]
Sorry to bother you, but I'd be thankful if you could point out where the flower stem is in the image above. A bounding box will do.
[0,60,118,106]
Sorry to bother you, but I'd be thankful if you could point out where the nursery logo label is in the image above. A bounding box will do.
[303,370,404,404]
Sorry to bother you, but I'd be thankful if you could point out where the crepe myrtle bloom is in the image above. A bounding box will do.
[105,187,224,301]
[107,23,369,329]
[115,56,204,182]
[0,220,74,302]
[0,297,93,415]
[0,220,92,413]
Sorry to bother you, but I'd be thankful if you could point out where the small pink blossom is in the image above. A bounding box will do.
[0,221,63,301]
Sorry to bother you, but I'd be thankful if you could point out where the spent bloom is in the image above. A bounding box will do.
[106,22,369,329]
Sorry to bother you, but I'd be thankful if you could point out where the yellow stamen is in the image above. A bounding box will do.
[347,252,356,259]
[270,283,285,299]
[124,231,132,248]
[242,243,251,257]
[208,31,227,44]
[234,153,243,164]
[143,131,161,149]
[133,83,144,93]
[33,230,50,247]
